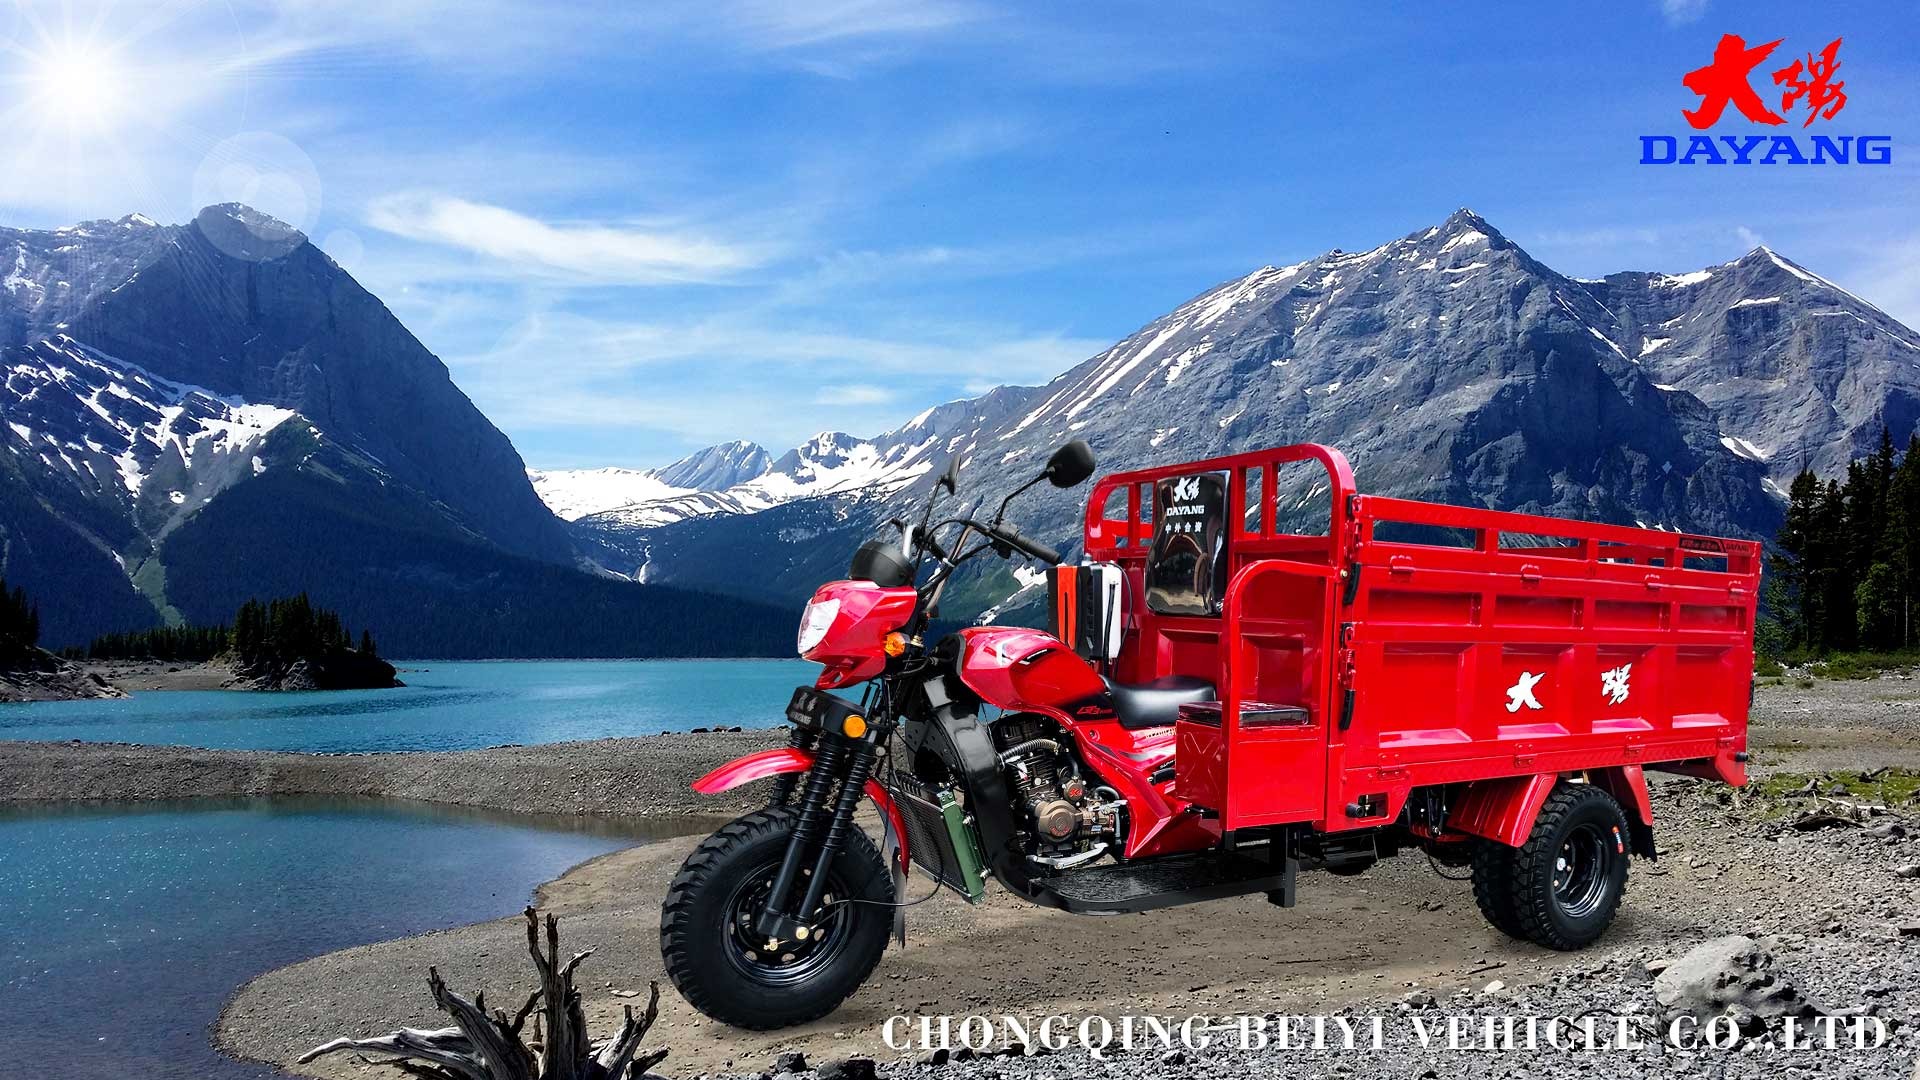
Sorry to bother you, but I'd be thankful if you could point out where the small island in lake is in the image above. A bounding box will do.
[58,593,402,696]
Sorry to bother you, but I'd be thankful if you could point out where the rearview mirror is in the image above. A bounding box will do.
[939,457,959,495]
[1044,439,1095,488]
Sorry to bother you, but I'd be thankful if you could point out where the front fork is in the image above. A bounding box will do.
[753,729,877,944]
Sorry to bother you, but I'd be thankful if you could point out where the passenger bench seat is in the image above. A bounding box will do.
[1103,675,1216,731]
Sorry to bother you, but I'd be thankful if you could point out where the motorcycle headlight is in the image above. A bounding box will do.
[796,598,841,656]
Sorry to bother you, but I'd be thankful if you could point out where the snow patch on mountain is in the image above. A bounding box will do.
[4,336,295,504]
[742,431,936,503]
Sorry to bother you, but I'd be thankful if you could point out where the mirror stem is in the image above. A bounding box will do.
[993,473,1047,526]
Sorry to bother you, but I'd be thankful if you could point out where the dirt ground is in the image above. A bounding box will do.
[208,676,1920,1078]
[219,812,1594,1076]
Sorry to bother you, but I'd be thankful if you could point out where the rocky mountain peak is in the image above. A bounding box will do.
[650,440,771,491]
[192,203,306,261]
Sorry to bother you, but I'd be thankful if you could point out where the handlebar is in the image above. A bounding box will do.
[991,523,1061,565]
[960,518,1060,566]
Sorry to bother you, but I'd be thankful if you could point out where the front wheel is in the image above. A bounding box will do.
[661,807,893,1029]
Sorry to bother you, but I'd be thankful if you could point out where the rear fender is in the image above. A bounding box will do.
[693,748,911,876]
[1448,769,1655,858]
[1590,765,1657,859]
[1448,773,1559,848]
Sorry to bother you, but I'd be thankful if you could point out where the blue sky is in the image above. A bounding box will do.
[1,1,1915,469]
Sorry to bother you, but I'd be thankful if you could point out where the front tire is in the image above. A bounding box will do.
[661,807,893,1029]
[1473,782,1630,950]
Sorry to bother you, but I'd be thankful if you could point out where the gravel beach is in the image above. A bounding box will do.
[0,730,782,817]
[6,678,1918,1079]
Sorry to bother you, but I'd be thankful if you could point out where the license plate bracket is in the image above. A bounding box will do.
[785,685,863,732]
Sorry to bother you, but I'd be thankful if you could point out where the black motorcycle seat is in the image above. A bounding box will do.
[1103,675,1217,731]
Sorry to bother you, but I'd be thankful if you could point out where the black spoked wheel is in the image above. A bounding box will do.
[720,862,856,987]
[661,807,892,1029]
[1502,782,1631,950]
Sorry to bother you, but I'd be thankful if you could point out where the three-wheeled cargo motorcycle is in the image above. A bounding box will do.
[660,440,1758,1029]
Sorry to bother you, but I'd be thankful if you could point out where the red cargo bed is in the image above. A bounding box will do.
[1081,443,1759,832]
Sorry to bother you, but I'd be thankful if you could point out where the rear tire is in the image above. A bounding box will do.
[1470,840,1526,940]
[660,807,892,1029]
[1502,782,1630,950]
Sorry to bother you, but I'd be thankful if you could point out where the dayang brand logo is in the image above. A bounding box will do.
[1640,33,1890,165]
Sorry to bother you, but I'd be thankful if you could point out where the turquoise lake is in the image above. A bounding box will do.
[1,798,717,1080]
[2,659,812,1076]
[0,658,816,751]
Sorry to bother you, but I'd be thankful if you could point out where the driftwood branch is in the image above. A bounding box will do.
[300,908,669,1080]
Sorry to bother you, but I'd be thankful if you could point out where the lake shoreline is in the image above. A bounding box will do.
[0,731,783,817]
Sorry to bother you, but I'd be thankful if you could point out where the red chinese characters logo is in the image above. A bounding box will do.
[1682,33,1847,130]
[1773,38,1848,127]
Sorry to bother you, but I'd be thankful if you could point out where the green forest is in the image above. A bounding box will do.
[1766,427,1920,659]
[0,578,42,653]
[65,593,377,664]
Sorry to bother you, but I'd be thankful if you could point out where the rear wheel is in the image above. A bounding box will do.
[660,807,892,1029]
[1470,840,1526,940]
[1490,782,1630,950]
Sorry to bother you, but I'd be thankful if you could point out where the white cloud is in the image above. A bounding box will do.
[816,384,896,405]
[1659,0,1709,25]
[364,192,773,284]
[1735,225,1764,250]
[717,0,986,52]
[447,308,1104,454]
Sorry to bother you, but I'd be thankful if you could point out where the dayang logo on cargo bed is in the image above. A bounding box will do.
[1640,33,1890,165]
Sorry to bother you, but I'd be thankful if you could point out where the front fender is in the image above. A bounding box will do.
[693,748,910,875]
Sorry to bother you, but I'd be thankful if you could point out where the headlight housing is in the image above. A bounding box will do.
[796,597,841,656]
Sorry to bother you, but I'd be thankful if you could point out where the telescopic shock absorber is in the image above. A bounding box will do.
[770,727,820,806]
[753,734,854,941]
[790,738,877,923]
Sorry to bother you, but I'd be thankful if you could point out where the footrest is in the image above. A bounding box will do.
[1037,852,1294,915]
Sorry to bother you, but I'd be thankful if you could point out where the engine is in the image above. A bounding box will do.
[992,714,1123,869]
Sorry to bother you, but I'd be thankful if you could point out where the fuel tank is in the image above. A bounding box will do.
[953,626,1106,710]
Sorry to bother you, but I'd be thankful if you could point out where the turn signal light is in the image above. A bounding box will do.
[842,714,868,739]
[882,632,907,657]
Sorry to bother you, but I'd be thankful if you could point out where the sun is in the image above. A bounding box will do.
[27,43,125,131]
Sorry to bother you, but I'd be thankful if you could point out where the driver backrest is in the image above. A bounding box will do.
[1144,471,1229,616]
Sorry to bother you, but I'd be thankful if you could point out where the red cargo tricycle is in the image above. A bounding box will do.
[661,441,1757,1029]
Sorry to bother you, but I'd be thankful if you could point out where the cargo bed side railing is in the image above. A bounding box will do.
[1351,495,1761,591]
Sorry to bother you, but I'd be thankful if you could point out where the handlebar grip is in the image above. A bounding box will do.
[1000,527,1061,565]
[1022,538,1062,565]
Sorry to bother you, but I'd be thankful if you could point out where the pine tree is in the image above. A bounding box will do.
[0,579,39,651]
[1777,470,1823,648]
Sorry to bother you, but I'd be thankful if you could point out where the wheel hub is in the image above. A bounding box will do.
[726,871,850,986]
[1551,824,1610,919]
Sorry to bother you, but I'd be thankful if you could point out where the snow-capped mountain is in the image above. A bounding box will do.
[577,209,1916,623]
[651,440,771,490]
[543,426,952,542]
[527,439,776,523]
[0,205,786,654]
[527,466,691,522]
